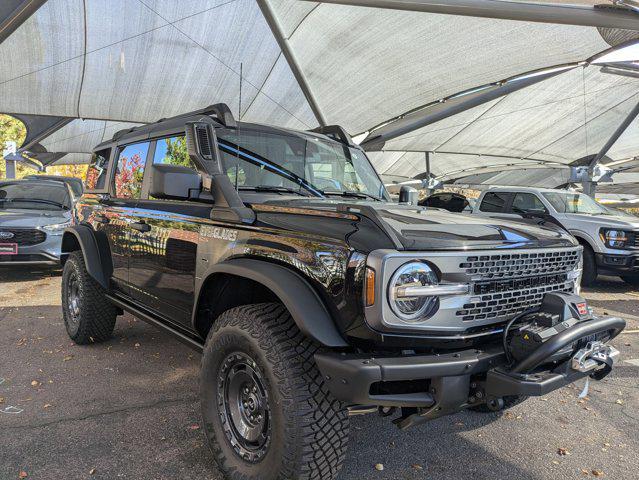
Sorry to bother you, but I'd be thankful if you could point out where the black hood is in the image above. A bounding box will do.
[252,197,577,252]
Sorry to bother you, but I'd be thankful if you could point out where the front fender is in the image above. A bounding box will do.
[61,225,113,289]
[194,258,348,348]
[570,229,602,253]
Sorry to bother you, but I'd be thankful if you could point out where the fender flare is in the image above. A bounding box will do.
[195,258,348,347]
[61,225,113,289]
[570,230,601,253]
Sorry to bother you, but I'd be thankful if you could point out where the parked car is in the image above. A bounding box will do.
[473,187,639,286]
[419,191,475,212]
[0,179,73,266]
[24,174,84,198]
[60,105,624,480]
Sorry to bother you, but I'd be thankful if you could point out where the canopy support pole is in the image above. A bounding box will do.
[305,0,639,31]
[360,65,575,151]
[5,159,16,179]
[0,0,48,44]
[584,99,639,197]
[256,0,327,126]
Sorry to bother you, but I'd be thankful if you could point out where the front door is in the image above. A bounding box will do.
[127,135,201,326]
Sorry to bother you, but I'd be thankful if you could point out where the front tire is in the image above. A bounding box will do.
[581,244,597,287]
[61,251,117,344]
[200,303,349,480]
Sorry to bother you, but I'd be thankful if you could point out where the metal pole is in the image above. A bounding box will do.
[361,65,575,150]
[5,159,16,179]
[301,0,639,31]
[590,100,639,168]
[424,151,432,195]
[256,0,328,126]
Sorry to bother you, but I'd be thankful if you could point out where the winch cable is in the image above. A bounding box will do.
[502,308,540,365]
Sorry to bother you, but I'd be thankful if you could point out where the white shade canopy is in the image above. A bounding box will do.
[0,0,637,173]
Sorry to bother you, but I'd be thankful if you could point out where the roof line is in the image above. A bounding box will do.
[0,0,48,44]
[256,0,327,126]
[303,0,639,31]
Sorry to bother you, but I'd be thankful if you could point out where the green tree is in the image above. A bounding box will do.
[164,136,193,168]
[0,114,36,179]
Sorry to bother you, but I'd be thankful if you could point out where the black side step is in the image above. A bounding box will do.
[106,295,204,353]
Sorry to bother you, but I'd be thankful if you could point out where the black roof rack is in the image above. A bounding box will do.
[112,103,237,142]
[309,125,356,148]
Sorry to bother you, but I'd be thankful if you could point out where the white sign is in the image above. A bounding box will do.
[3,141,16,157]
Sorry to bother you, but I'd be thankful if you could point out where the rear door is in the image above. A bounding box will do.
[476,191,512,216]
[95,141,151,295]
[127,135,202,326]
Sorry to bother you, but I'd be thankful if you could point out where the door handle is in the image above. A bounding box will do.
[94,214,109,224]
[130,221,151,233]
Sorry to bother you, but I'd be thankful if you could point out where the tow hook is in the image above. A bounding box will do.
[571,341,619,379]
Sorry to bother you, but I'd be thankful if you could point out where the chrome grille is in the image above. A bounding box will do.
[459,249,580,280]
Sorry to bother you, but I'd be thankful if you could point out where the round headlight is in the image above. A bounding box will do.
[388,261,439,322]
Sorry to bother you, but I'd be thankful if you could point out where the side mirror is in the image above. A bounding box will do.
[150,164,200,200]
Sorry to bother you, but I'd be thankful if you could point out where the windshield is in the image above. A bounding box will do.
[542,192,610,215]
[0,183,70,211]
[217,128,388,200]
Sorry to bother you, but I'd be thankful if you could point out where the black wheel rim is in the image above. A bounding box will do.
[67,272,81,328]
[217,352,271,462]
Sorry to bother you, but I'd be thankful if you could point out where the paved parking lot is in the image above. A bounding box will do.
[1,267,637,480]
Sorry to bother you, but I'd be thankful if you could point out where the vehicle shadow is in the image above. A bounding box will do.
[0,265,62,283]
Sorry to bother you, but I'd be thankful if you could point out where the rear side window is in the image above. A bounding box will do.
[511,193,547,214]
[114,142,150,199]
[479,192,509,213]
[153,136,195,169]
[85,149,111,191]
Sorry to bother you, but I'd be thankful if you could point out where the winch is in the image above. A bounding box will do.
[483,292,624,406]
[506,292,599,367]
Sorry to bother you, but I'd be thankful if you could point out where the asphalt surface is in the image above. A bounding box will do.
[0,267,637,480]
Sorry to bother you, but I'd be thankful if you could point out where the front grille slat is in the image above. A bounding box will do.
[460,250,580,280]
[455,247,580,322]
[0,228,46,246]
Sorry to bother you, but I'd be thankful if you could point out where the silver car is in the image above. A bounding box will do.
[0,180,74,266]
[473,187,639,286]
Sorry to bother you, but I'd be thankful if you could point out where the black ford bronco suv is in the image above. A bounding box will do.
[60,104,625,480]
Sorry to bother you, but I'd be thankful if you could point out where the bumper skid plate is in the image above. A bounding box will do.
[316,315,624,429]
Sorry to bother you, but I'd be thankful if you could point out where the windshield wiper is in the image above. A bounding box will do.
[0,198,67,209]
[321,190,381,201]
[240,185,310,197]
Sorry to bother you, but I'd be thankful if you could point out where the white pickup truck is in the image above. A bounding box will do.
[473,187,639,286]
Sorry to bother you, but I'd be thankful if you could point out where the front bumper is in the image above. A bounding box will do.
[316,315,625,428]
[0,233,62,266]
[596,252,639,275]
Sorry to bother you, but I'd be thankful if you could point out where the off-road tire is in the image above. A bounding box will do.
[620,275,639,287]
[581,244,597,287]
[469,395,527,413]
[61,251,117,344]
[200,303,350,480]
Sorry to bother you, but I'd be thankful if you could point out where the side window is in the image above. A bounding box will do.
[114,142,150,199]
[85,148,111,191]
[511,193,547,214]
[479,192,509,213]
[153,136,195,169]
